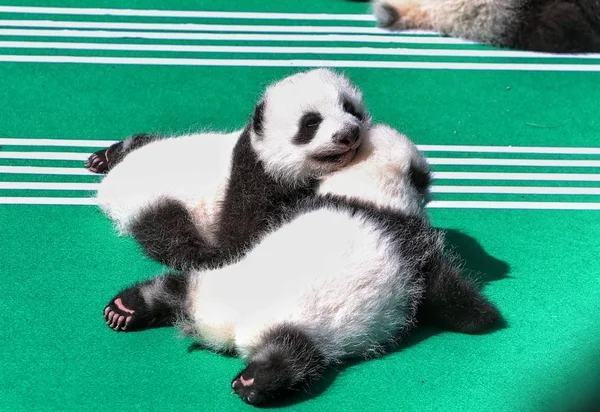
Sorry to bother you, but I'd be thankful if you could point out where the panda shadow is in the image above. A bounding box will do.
[262,229,511,408]
[441,228,512,286]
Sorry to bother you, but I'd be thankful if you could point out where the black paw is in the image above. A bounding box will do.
[231,362,292,405]
[103,288,151,332]
[103,298,135,331]
[85,142,122,174]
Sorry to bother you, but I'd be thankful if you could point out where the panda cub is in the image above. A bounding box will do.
[373,0,600,53]
[88,68,370,271]
[103,124,502,406]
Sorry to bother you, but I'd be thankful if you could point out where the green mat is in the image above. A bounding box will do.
[1,1,599,411]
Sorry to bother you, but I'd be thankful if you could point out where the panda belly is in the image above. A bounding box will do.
[188,207,424,360]
[95,131,239,236]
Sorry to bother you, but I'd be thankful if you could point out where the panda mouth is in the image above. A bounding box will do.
[312,148,357,164]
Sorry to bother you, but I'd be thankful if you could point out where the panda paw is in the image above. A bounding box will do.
[103,297,136,331]
[231,374,264,405]
[373,1,425,30]
[103,286,153,332]
[231,362,291,405]
[85,142,121,174]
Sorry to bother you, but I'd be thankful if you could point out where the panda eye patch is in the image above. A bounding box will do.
[293,112,323,145]
[302,112,323,128]
[342,100,364,121]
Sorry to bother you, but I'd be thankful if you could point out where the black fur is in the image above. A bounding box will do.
[85,133,160,174]
[418,256,505,334]
[252,101,265,137]
[232,324,327,405]
[341,98,366,122]
[215,127,317,253]
[129,127,317,271]
[408,162,432,195]
[514,0,600,53]
[130,198,223,271]
[292,112,323,145]
[103,272,189,332]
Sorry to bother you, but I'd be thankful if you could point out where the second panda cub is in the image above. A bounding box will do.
[90,69,370,271]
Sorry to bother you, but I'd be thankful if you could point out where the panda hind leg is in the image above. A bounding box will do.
[86,133,160,174]
[419,253,505,334]
[103,272,190,332]
[231,324,328,405]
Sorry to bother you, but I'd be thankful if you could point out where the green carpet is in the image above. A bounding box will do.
[1,1,600,411]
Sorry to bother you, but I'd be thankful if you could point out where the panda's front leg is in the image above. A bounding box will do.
[231,324,328,405]
[103,272,190,332]
[86,133,160,174]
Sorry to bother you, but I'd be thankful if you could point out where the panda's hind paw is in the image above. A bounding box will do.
[103,297,136,331]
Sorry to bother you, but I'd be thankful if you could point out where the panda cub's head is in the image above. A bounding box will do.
[250,68,371,184]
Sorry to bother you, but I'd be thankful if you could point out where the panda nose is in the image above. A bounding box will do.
[333,125,361,147]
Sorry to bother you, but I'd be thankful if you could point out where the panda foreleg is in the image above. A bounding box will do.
[130,198,222,271]
[231,324,328,405]
[419,255,504,334]
[86,133,161,174]
[103,272,190,332]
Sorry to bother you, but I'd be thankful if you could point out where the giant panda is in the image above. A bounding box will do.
[102,124,502,406]
[87,68,373,271]
[372,0,600,53]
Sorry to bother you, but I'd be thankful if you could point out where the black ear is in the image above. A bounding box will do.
[252,101,265,137]
[408,162,432,194]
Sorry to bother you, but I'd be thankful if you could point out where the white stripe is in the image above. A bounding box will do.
[0,152,88,160]
[2,41,599,60]
[1,197,599,209]
[433,172,600,181]
[0,182,97,190]
[427,201,600,210]
[2,182,599,195]
[0,196,96,205]
[2,138,599,154]
[0,20,414,35]
[1,55,599,71]
[0,166,95,175]
[0,29,470,44]
[431,186,600,195]
[0,138,115,147]
[419,145,600,154]
[0,6,376,21]
[429,158,600,167]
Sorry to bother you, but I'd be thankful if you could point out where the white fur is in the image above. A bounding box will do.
[319,124,429,217]
[96,131,238,240]
[187,206,423,361]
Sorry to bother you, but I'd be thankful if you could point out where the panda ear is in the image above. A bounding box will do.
[252,101,265,137]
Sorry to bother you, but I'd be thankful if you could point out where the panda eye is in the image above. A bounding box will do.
[342,100,364,121]
[302,112,323,128]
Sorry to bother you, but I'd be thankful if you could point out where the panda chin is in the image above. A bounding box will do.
[311,147,358,170]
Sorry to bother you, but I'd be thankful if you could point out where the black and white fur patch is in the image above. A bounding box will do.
[92,68,371,271]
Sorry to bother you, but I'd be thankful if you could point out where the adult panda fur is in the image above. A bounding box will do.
[372,0,600,53]
[89,68,371,271]
[103,124,502,406]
